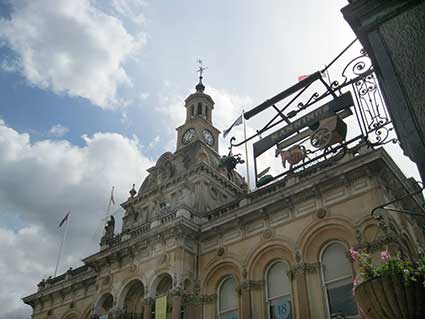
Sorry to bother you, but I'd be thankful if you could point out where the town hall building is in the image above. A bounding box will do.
[23,75,425,319]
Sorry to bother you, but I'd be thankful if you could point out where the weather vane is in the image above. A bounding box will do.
[196,59,207,79]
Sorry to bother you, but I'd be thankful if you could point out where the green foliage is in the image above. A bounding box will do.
[350,247,425,287]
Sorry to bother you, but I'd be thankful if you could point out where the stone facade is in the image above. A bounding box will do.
[23,81,425,319]
[342,0,425,181]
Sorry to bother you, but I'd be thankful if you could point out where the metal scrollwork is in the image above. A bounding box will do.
[228,40,395,188]
[341,49,373,82]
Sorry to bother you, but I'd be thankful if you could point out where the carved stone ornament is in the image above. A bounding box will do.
[295,249,302,263]
[355,228,363,242]
[239,280,264,291]
[170,287,182,296]
[262,228,272,239]
[316,207,327,219]
[159,254,168,265]
[200,294,217,304]
[102,275,111,287]
[183,293,216,305]
[209,186,219,200]
[129,263,137,273]
[291,262,321,275]
[217,247,225,257]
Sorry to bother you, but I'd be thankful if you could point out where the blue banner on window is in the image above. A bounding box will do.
[270,299,292,319]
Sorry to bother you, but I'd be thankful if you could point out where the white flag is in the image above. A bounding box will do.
[223,115,243,138]
[110,186,115,205]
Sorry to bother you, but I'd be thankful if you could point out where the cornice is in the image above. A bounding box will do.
[83,218,199,270]
[203,149,399,231]
[23,268,96,305]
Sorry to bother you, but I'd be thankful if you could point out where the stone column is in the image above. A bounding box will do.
[239,281,252,319]
[171,289,183,319]
[144,297,153,319]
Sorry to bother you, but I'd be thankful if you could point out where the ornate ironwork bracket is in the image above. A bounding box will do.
[371,184,425,219]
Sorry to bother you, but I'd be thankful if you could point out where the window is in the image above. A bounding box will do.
[123,280,144,319]
[95,293,113,319]
[218,276,239,319]
[266,261,292,319]
[321,242,357,318]
[197,103,202,115]
[191,104,194,117]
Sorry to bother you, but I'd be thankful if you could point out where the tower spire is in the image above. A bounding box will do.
[196,59,207,93]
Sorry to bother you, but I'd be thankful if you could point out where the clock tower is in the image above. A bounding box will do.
[176,69,220,152]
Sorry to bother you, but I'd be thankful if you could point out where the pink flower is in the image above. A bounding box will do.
[380,250,390,261]
[352,276,359,295]
[353,275,360,287]
[349,247,359,260]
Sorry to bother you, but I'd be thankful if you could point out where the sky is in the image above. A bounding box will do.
[0,0,421,317]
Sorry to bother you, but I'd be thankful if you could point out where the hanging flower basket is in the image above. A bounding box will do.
[350,247,425,319]
[355,274,425,319]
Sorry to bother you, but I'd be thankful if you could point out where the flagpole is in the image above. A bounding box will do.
[324,64,332,86]
[242,110,251,192]
[106,186,114,218]
[54,211,71,277]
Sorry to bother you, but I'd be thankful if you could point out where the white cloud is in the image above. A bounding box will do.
[110,0,147,25]
[0,0,145,108]
[0,226,57,318]
[47,124,69,138]
[139,92,150,101]
[148,135,160,149]
[0,120,153,317]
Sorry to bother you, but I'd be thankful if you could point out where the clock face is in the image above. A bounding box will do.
[182,128,196,144]
[202,129,215,146]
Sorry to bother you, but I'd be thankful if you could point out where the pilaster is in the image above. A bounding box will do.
[143,297,153,319]
[290,262,320,318]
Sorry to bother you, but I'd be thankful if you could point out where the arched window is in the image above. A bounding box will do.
[197,102,202,115]
[266,261,293,319]
[191,104,194,117]
[122,280,144,319]
[206,107,210,121]
[321,242,357,318]
[95,293,113,319]
[218,276,239,319]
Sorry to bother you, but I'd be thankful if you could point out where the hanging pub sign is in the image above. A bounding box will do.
[253,92,354,158]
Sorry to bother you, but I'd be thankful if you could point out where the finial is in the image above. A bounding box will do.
[129,184,137,198]
[196,59,207,93]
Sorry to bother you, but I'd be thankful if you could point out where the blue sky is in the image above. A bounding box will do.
[0,0,420,317]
